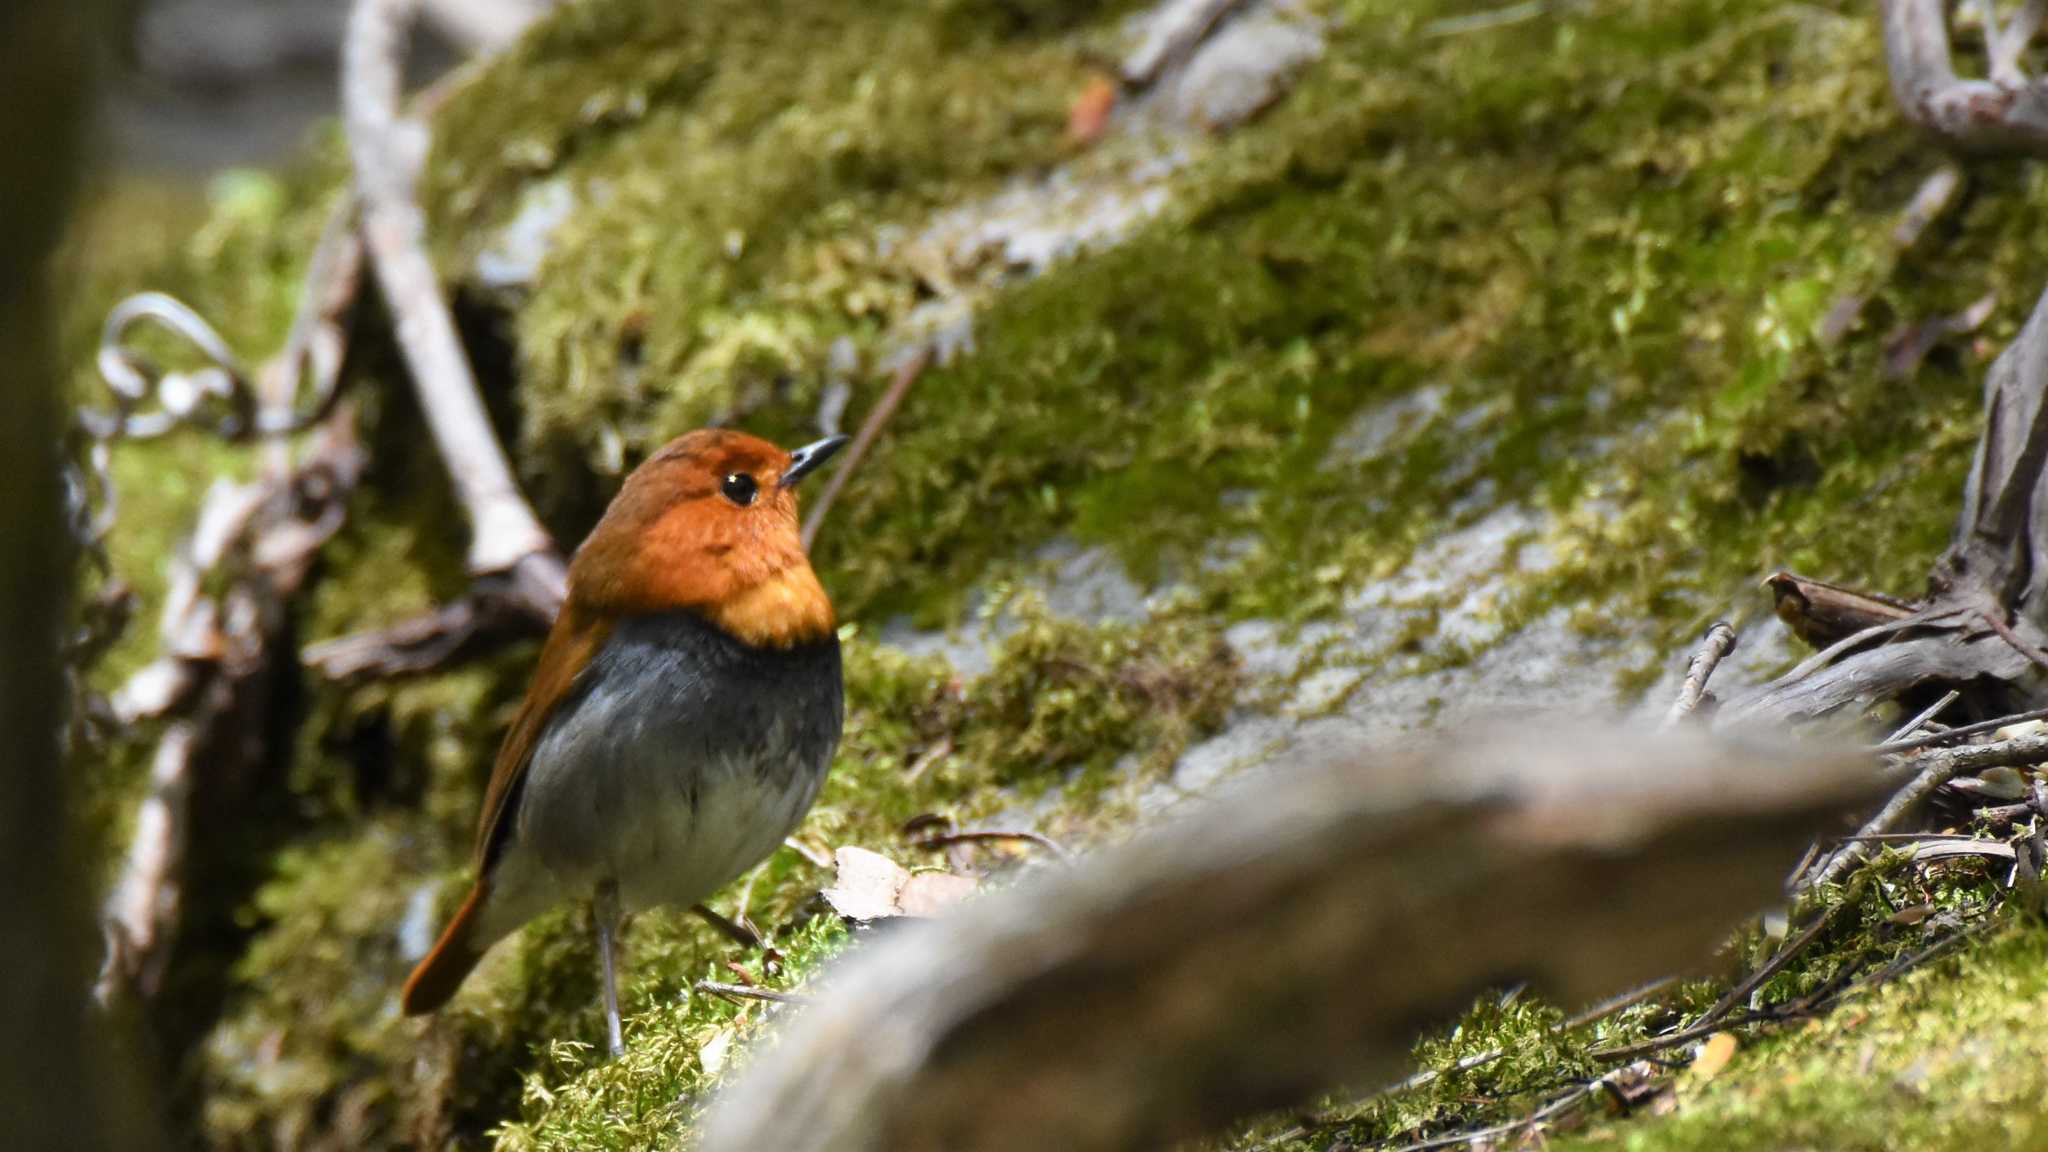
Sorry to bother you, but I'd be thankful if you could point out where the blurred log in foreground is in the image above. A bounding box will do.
[703,725,1881,1152]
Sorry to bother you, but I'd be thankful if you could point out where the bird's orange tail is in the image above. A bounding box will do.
[402,883,489,1015]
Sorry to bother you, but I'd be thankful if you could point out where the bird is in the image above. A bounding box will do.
[400,428,849,1056]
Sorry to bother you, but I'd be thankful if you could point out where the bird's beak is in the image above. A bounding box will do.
[780,435,850,489]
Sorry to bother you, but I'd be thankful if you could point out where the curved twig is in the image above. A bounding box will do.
[1881,0,2048,156]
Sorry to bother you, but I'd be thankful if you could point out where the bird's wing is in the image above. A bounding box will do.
[473,601,614,872]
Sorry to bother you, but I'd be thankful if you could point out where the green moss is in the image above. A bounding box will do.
[489,916,849,1152]
[810,0,2013,670]
[201,826,428,1151]
[427,0,1141,496]
[1559,922,2048,1152]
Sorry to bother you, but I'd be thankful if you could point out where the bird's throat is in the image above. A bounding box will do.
[704,563,836,649]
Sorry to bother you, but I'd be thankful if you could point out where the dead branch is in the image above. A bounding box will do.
[331,0,568,678]
[1881,0,2048,155]
[1883,702,2048,750]
[1724,271,2048,726]
[1663,621,1736,726]
[1883,688,1958,744]
[701,726,1880,1152]
[94,425,365,1004]
[1803,728,2048,892]
[93,195,369,1005]
[96,402,367,1002]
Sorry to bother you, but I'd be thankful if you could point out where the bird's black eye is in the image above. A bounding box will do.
[721,472,759,507]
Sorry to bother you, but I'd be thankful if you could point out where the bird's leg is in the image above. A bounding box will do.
[594,878,625,1058]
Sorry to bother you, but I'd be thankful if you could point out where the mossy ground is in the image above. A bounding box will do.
[56,0,2048,1146]
[1223,847,2032,1151]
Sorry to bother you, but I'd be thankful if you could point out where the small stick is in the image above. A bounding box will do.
[909,829,1070,861]
[1883,689,1959,745]
[1663,621,1737,727]
[902,737,954,784]
[691,903,763,950]
[801,347,930,550]
[1801,734,2038,891]
[1981,608,2048,674]
[694,980,809,1006]
[1387,1082,1596,1152]
[1882,704,2048,752]
[1258,975,1678,1148]
[782,837,833,871]
[1700,890,1856,1024]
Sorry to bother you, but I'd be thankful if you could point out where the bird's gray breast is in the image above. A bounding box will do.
[512,612,842,912]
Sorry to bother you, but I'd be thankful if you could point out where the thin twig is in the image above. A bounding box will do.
[1980,607,2048,673]
[1990,0,2048,83]
[1664,621,1737,727]
[1882,704,2048,751]
[909,829,1071,861]
[691,903,763,950]
[1385,1083,1595,1152]
[1799,734,2048,892]
[1121,0,1251,84]
[1258,975,1678,1149]
[1703,890,1855,1022]
[902,737,954,784]
[1820,166,1963,346]
[1420,0,1564,38]
[782,836,833,871]
[801,347,930,550]
[694,980,810,1006]
[1884,689,1960,744]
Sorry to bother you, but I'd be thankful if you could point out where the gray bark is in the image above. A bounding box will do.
[702,726,1880,1152]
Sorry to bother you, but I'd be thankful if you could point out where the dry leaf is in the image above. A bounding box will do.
[1690,1032,1738,1080]
[821,846,978,922]
[1888,904,1934,925]
[899,872,979,917]
[1908,840,2017,864]
[1949,766,2031,800]
[1066,74,1118,145]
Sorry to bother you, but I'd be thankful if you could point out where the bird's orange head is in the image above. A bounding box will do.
[568,429,848,648]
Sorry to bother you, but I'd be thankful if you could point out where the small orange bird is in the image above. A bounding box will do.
[401,429,848,1055]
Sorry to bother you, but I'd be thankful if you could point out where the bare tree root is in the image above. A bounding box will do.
[1882,0,2048,155]
[1724,272,2048,725]
[94,205,369,1002]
